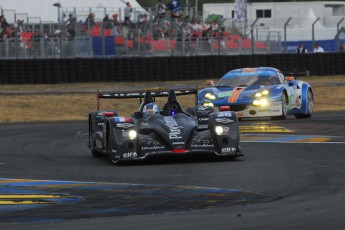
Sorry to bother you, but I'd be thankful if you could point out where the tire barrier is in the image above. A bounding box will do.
[0,53,345,84]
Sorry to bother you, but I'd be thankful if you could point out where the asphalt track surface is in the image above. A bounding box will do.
[0,112,344,230]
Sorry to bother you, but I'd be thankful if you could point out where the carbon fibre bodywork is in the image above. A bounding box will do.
[88,89,242,164]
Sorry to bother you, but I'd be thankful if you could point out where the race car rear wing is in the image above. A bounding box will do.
[96,87,198,110]
[284,70,310,78]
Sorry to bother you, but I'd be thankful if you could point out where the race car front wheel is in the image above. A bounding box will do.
[295,89,313,119]
[107,131,118,164]
[271,93,287,120]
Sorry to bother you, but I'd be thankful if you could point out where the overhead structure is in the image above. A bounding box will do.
[0,0,143,22]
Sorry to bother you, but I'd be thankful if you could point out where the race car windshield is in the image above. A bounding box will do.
[216,75,281,87]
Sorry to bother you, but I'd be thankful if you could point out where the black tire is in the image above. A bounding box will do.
[89,119,103,158]
[107,125,118,164]
[91,150,103,158]
[271,93,287,120]
[295,89,313,119]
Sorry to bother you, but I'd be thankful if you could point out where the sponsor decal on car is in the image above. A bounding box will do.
[115,123,135,128]
[198,117,209,121]
[217,91,232,99]
[228,87,246,103]
[95,139,102,148]
[222,147,237,153]
[141,146,165,150]
[123,152,137,158]
[139,121,150,126]
[191,144,215,148]
[172,142,185,145]
[114,117,131,123]
[217,112,233,117]
[198,107,208,111]
[164,116,183,140]
[215,118,234,123]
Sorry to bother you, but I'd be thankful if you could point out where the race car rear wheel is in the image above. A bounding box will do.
[89,120,103,158]
[271,93,287,120]
[295,89,313,119]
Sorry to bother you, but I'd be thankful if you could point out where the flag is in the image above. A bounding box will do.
[234,0,246,21]
[168,0,180,12]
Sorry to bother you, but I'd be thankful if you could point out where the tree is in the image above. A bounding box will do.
[137,0,338,9]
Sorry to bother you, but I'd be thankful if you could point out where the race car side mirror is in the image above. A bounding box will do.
[285,76,294,81]
[132,111,142,119]
[206,80,214,86]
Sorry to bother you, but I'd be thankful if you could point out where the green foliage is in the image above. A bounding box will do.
[137,0,339,9]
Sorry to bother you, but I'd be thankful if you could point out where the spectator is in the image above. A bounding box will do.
[103,14,113,29]
[66,14,77,38]
[210,21,218,37]
[313,43,324,53]
[30,30,42,56]
[138,14,149,32]
[124,2,133,25]
[155,0,167,19]
[112,13,120,26]
[339,42,345,53]
[0,15,11,41]
[296,43,307,53]
[190,18,202,38]
[111,14,121,36]
[153,24,165,40]
[85,13,95,30]
[14,19,25,33]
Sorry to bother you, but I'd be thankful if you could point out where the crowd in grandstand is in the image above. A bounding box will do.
[0,0,244,57]
[66,0,231,55]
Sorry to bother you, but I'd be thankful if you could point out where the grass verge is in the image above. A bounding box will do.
[1,76,345,123]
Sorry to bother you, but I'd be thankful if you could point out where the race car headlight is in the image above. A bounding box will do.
[254,92,262,98]
[262,90,269,95]
[128,130,137,140]
[203,102,214,107]
[205,93,216,100]
[254,90,269,98]
[215,126,224,135]
[253,98,268,106]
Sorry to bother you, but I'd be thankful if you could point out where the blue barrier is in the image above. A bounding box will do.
[92,36,116,56]
[285,39,345,53]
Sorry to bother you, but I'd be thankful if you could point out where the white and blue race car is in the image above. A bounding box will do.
[198,67,314,119]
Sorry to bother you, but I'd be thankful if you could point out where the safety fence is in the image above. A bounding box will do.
[0,33,271,59]
[1,5,344,58]
[0,5,278,59]
[0,53,344,84]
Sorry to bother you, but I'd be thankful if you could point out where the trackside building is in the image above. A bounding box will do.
[203,1,345,52]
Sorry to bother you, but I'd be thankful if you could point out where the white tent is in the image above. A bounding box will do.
[0,0,143,22]
[299,8,324,28]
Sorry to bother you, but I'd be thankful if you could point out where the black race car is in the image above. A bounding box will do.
[88,88,242,164]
